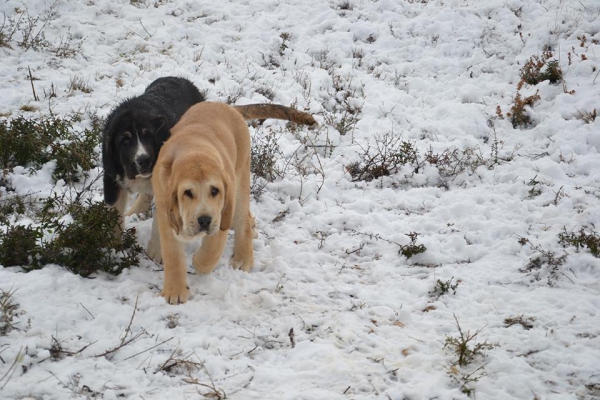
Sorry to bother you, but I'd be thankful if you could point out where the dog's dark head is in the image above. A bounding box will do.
[102,109,168,203]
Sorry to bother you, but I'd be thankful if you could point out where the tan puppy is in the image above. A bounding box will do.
[151,102,316,304]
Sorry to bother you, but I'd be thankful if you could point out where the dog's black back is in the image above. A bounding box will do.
[102,77,205,205]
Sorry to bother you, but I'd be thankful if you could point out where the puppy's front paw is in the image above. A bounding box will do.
[160,286,190,305]
[146,239,162,263]
[125,194,152,217]
[230,256,253,272]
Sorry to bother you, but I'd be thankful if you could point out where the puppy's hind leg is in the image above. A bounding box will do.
[231,174,254,272]
[193,229,228,274]
[230,211,254,272]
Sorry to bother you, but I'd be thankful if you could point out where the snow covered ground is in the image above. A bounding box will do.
[1,0,599,398]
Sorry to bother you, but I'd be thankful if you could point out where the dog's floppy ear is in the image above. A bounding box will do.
[152,115,170,145]
[103,174,120,206]
[168,183,183,235]
[102,127,121,205]
[220,170,234,232]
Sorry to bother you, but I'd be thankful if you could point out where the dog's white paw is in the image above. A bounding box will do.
[160,286,190,305]
[230,257,253,272]
[125,194,152,217]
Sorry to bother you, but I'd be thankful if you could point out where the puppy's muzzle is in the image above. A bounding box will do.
[135,155,153,177]
[197,215,212,232]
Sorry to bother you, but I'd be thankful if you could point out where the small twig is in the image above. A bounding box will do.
[139,20,154,38]
[120,336,174,362]
[28,66,39,101]
[0,347,23,389]
[345,243,365,255]
[79,303,95,320]
[93,330,145,359]
[124,26,146,40]
[38,339,99,364]
[288,328,295,349]
[120,294,139,347]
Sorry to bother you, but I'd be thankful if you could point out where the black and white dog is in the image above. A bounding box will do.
[102,77,205,239]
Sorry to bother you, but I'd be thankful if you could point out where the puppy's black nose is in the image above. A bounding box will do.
[197,216,212,230]
[136,155,152,169]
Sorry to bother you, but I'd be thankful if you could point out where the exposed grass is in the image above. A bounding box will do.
[0,288,20,335]
[573,108,597,124]
[68,75,92,94]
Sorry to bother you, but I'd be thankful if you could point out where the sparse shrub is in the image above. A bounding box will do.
[68,75,92,94]
[337,1,353,11]
[52,126,101,183]
[399,231,427,259]
[16,11,51,51]
[519,51,562,86]
[251,129,282,182]
[0,116,100,183]
[573,108,597,124]
[40,201,142,277]
[347,134,493,184]
[346,134,418,181]
[279,32,291,56]
[19,104,37,112]
[558,227,600,257]
[445,316,495,367]
[423,146,487,179]
[0,198,143,277]
[519,240,569,286]
[444,315,495,396]
[431,277,459,297]
[0,195,26,224]
[255,85,277,101]
[0,288,20,335]
[506,91,540,128]
[348,230,427,260]
[323,73,364,135]
[527,175,543,197]
[51,32,83,58]
[504,315,535,330]
[0,224,44,268]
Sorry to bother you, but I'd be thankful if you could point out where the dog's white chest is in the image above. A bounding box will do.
[123,177,154,196]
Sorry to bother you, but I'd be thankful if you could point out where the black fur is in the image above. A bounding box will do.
[102,77,205,205]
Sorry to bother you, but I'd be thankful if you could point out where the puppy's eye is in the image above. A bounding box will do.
[184,189,193,199]
[141,128,151,135]
[210,187,219,197]
[120,136,131,145]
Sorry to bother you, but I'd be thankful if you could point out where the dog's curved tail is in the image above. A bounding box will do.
[233,104,317,127]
